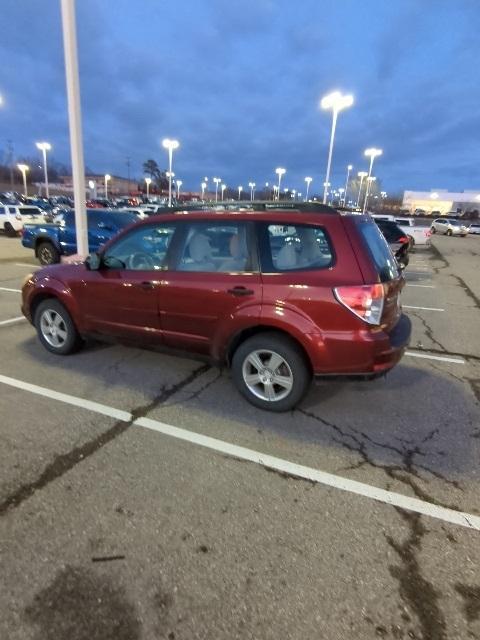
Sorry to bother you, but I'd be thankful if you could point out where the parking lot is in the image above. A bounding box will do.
[1,234,479,640]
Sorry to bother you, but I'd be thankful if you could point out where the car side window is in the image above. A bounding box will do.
[0,207,5,214]
[103,224,176,271]
[9,207,16,214]
[176,222,254,273]
[263,224,333,272]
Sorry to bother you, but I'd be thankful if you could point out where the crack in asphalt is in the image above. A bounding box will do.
[297,408,463,509]
[451,274,480,311]
[409,310,447,352]
[386,509,447,640]
[0,363,210,516]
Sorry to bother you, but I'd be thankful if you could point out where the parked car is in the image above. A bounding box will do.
[0,204,45,236]
[373,219,411,269]
[21,209,411,412]
[430,218,469,236]
[21,208,139,265]
[372,214,431,247]
[469,223,480,235]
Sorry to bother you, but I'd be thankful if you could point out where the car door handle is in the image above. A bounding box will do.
[227,286,254,296]
[139,281,155,290]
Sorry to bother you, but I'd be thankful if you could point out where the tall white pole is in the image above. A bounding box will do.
[23,171,27,196]
[357,175,365,208]
[344,165,352,205]
[168,148,173,206]
[42,148,50,198]
[323,109,338,204]
[60,0,88,256]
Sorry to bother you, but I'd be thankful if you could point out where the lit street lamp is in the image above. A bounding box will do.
[162,138,180,206]
[213,177,221,202]
[36,142,52,198]
[201,182,207,199]
[356,171,368,207]
[275,167,286,201]
[176,179,182,199]
[221,183,226,200]
[248,182,255,201]
[363,148,382,213]
[364,176,376,212]
[292,189,296,200]
[88,179,96,199]
[344,164,353,205]
[17,164,29,196]
[145,177,152,197]
[238,185,243,200]
[304,176,312,201]
[104,173,111,199]
[320,91,354,204]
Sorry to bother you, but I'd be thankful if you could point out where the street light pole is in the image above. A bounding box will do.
[221,183,226,200]
[363,148,382,213]
[176,180,182,199]
[145,177,151,197]
[104,174,111,199]
[364,176,376,212]
[17,164,29,196]
[213,177,221,202]
[320,91,354,204]
[238,186,243,200]
[162,138,180,206]
[304,176,312,201]
[356,171,368,208]
[344,164,352,205]
[36,142,52,198]
[60,0,89,255]
[248,182,255,201]
[201,182,207,199]
[275,167,286,201]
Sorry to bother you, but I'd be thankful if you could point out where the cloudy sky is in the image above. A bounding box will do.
[1,0,479,195]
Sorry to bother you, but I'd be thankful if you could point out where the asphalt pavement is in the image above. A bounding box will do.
[0,233,479,640]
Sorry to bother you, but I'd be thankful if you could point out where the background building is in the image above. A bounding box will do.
[403,190,480,215]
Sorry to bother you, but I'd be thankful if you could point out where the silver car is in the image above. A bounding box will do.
[430,218,469,237]
[468,223,480,235]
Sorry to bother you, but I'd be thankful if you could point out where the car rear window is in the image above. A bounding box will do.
[358,220,399,282]
[261,223,333,272]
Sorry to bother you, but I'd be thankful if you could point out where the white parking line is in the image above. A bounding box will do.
[404,305,445,312]
[0,287,21,293]
[0,372,477,531]
[405,351,465,364]
[0,316,26,326]
[407,284,436,289]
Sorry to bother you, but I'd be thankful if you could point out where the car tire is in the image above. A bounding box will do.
[34,298,83,355]
[431,227,436,234]
[231,332,311,412]
[4,222,17,237]
[37,241,60,265]
[446,229,452,236]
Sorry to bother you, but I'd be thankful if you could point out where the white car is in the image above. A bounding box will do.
[430,218,469,237]
[468,223,480,235]
[0,204,45,237]
[371,214,431,246]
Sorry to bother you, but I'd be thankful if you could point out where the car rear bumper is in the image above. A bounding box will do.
[312,313,412,378]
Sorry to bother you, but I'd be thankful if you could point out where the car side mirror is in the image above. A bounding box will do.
[85,252,101,271]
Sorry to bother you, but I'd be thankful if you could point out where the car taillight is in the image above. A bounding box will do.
[398,236,409,244]
[333,284,385,325]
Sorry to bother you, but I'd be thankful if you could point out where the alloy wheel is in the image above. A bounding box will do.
[242,349,293,402]
[40,309,68,348]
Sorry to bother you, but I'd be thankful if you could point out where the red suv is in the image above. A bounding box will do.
[21,209,411,411]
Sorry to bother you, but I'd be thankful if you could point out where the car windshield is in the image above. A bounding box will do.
[358,220,400,282]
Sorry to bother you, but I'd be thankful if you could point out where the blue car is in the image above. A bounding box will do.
[22,208,139,265]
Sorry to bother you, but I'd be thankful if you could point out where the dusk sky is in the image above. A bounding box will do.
[1,0,479,195]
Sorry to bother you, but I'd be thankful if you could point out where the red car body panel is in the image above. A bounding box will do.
[22,209,410,376]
